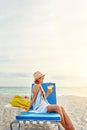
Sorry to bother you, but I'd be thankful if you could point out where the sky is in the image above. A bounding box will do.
[0,0,87,87]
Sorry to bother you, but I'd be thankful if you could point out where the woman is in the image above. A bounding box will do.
[27,71,75,130]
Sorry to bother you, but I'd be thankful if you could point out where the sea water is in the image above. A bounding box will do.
[0,86,87,97]
[0,86,30,95]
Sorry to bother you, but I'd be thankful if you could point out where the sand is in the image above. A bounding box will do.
[0,94,87,130]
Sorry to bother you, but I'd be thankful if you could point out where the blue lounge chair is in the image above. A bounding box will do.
[10,83,61,130]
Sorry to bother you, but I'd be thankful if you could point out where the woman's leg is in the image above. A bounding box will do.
[47,105,75,130]
[61,106,75,130]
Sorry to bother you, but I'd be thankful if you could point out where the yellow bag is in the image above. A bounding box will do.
[9,95,30,110]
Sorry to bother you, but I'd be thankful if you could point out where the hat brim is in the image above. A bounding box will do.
[34,74,45,81]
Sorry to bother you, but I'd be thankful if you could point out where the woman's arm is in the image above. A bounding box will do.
[27,85,39,110]
[40,86,51,98]
[45,91,50,97]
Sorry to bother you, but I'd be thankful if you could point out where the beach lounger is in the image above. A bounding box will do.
[10,83,61,130]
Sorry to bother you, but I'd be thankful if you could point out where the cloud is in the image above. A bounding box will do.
[51,75,68,80]
[51,75,87,80]
[0,56,15,63]
[0,72,30,78]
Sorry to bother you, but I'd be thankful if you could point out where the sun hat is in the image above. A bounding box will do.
[33,71,45,81]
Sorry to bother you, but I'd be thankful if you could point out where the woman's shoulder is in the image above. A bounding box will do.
[33,84,41,90]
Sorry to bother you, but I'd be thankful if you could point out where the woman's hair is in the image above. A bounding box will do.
[34,79,40,84]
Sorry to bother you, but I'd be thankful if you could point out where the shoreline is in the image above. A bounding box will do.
[0,93,87,97]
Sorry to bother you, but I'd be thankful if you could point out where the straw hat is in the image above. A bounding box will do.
[33,71,45,81]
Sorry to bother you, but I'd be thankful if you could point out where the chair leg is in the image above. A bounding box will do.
[58,123,61,130]
[10,120,20,130]
[18,123,21,130]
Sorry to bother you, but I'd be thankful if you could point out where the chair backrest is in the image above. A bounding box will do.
[31,82,57,104]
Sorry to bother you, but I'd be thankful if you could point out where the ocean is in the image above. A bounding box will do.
[0,86,87,97]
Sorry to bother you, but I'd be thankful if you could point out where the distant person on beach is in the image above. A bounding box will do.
[27,71,75,130]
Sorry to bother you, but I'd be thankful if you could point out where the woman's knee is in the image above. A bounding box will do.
[56,105,63,109]
[55,105,62,112]
[61,106,64,110]
[55,105,59,111]
[56,105,65,114]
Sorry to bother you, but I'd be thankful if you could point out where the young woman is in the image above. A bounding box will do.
[27,71,75,130]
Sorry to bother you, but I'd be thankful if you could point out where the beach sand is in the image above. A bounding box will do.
[0,94,87,130]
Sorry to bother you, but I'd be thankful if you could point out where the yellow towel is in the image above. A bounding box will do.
[9,95,30,110]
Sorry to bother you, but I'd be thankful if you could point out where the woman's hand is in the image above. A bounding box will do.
[45,87,53,97]
[45,90,50,97]
[48,86,53,93]
[26,105,31,111]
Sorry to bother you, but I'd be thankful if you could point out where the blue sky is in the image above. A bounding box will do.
[0,0,87,87]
